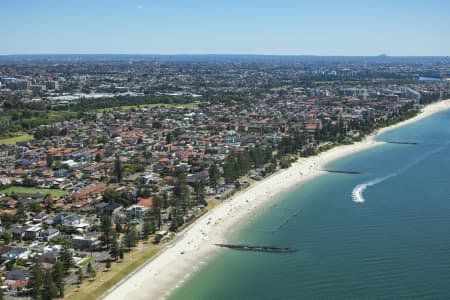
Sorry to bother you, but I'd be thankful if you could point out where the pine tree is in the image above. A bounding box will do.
[237,151,251,175]
[28,259,43,300]
[115,219,122,234]
[119,246,125,260]
[0,275,3,300]
[169,208,184,232]
[77,268,83,284]
[151,197,162,230]
[110,234,120,260]
[142,214,154,239]
[86,262,94,278]
[52,260,65,297]
[124,223,138,250]
[106,258,112,269]
[101,214,113,249]
[193,180,206,205]
[114,155,124,183]
[223,162,235,184]
[42,270,58,300]
[58,238,74,272]
[174,173,190,210]
[46,153,54,168]
[208,164,221,193]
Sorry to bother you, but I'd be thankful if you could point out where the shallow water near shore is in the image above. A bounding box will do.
[170,109,450,300]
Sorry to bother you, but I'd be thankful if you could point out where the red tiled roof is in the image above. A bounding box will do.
[137,197,153,208]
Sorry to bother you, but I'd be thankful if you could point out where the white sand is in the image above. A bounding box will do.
[102,100,450,300]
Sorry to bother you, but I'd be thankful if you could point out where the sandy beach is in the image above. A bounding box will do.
[102,99,450,300]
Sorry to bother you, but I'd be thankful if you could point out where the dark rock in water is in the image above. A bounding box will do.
[214,243,296,253]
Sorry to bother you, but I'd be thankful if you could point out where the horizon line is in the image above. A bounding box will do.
[1,53,450,58]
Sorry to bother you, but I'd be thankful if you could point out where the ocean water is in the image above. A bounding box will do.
[170,109,450,300]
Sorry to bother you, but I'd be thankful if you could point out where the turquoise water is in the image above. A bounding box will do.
[170,109,450,300]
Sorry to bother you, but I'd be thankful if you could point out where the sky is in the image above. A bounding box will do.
[2,0,450,56]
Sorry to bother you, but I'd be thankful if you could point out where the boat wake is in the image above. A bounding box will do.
[351,140,450,204]
[351,174,395,203]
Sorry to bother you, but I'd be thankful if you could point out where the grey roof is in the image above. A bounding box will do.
[6,270,30,280]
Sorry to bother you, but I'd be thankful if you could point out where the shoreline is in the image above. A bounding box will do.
[102,99,450,300]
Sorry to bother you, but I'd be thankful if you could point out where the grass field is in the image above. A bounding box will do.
[0,133,33,145]
[206,198,221,211]
[65,244,163,300]
[97,102,197,112]
[0,186,68,197]
[77,257,93,267]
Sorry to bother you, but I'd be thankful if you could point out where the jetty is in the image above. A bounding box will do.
[383,141,417,145]
[214,243,297,253]
[322,169,362,175]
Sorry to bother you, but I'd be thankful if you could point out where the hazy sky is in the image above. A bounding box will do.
[2,0,450,56]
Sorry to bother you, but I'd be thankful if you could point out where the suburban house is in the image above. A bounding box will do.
[102,202,123,221]
[2,247,31,260]
[24,224,43,240]
[126,204,148,220]
[72,232,100,251]
[39,228,60,242]
[53,212,88,229]
[5,269,30,294]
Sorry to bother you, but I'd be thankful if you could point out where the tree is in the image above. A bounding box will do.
[90,268,96,279]
[166,132,173,144]
[77,267,83,284]
[58,237,74,273]
[110,235,120,261]
[114,155,124,183]
[0,275,3,300]
[52,260,65,297]
[5,258,15,271]
[101,215,113,249]
[143,151,152,159]
[193,180,206,205]
[22,177,37,187]
[86,262,94,278]
[46,153,54,168]
[208,164,221,193]
[169,208,184,232]
[173,173,190,210]
[142,214,154,239]
[28,259,43,300]
[119,246,125,260]
[42,270,58,300]
[2,231,12,244]
[102,189,120,203]
[43,193,53,211]
[115,219,122,234]
[102,188,133,206]
[237,151,251,176]
[151,196,162,230]
[14,207,26,225]
[223,162,235,185]
[250,146,264,167]
[95,153,102,162]
[31,202,42,213]
[106,258,111,269]
[124,223,138,250]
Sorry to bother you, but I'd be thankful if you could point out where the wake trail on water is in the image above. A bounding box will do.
[351,173,396,203]
[351,139,450,203]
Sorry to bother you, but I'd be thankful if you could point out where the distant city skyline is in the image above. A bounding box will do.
[2,0,450,56]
